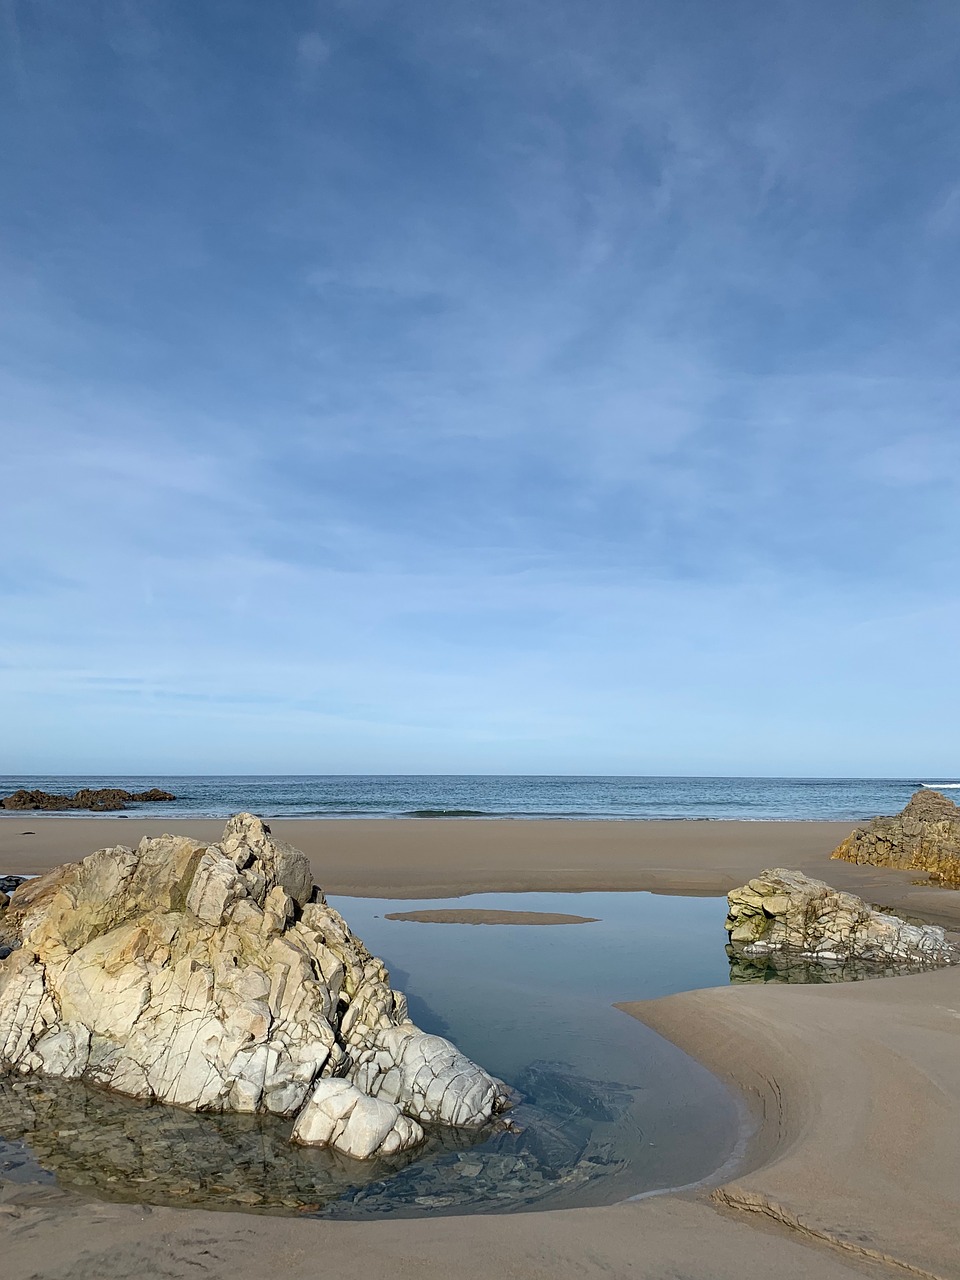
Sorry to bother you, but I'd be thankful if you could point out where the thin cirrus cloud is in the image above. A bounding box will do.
[1,0,959,774]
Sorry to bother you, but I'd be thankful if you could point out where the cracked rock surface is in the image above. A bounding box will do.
[725,867,960,967]
[291,1078,424,1158]
[0,814,508,1159]
[831,787,960,886]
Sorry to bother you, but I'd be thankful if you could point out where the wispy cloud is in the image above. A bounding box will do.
[296,30,331,88]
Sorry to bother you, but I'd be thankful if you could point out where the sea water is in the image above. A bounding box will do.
[0,774,936,821]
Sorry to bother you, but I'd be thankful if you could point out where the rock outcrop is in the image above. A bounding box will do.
[1,787,175,812]
[831,789,960,886]
[725,868,959,967]
[0,814,508,1159]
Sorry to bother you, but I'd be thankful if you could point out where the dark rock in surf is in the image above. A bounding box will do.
[0,787,176,812]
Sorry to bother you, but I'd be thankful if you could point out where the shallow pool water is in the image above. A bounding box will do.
[0,891,741,1216]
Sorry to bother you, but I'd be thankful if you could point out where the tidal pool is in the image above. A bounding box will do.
[0,891,741,1216]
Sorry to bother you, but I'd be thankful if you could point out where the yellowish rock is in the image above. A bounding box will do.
[832,789,960,886]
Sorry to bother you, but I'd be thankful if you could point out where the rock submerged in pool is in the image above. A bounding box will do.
[725,868,960,967]
[0,1067,617,1215]
[0,813,509,1159]
[0,787,175,812]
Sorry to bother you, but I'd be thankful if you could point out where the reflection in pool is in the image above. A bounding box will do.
[726,944,949,984]
[0,891,741,1217]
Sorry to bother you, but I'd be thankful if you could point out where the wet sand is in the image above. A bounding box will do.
[383,909,599,924]
[2,816,959,1278]
[620,963,960,1278]
[4,813,957,925]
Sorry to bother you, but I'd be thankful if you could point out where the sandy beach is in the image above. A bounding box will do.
[1,816,958,1278]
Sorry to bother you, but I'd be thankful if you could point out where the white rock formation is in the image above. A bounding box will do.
[725,867,960,965]
[0,814,509,1158]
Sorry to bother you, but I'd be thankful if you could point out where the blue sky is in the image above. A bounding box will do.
[2,0,960,775]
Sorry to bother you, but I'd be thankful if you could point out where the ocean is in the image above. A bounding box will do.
[0,775,946,821]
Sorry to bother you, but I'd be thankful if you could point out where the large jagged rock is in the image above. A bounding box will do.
[725,868,959,966]
[831,789,960,886]
[1,787,175,812]
[0,814,509,1159]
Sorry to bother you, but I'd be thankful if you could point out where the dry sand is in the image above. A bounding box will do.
[383,908,599,924]
[2,816,959,1279]
[0,812,906,894]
